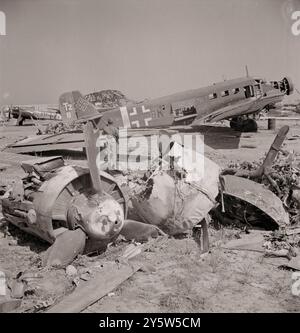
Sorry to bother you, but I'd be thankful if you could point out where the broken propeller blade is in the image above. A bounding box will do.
[42,228,86,267]
[84,121,103,195]
[121,219,165,242]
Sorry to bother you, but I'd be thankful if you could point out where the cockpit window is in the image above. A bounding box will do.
[244,85,254,98]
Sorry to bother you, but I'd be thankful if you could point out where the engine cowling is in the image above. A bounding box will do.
[282,77,294,95]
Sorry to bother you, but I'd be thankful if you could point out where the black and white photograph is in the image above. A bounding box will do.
[0,0,300,317]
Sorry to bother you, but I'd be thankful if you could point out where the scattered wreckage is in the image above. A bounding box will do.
[215,125,291,230]
[1,120,293,270]
[1,121,300,312]
[1,122,219,265]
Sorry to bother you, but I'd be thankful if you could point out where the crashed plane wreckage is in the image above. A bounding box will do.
[2,74,294,131]
[3,74,294,154]
[58,76,293,132]
[0,121,290,266]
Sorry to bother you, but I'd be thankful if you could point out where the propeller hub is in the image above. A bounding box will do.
[67,194,124,241]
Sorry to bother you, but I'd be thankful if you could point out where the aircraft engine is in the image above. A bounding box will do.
[282,77,294,95]
[272,77,294,95]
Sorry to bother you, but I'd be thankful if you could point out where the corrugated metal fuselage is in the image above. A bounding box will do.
[97,76,287,129]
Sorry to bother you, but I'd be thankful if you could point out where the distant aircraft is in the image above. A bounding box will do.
[59,76,293,132]
[3,90,129,126]
[4,104,61,125]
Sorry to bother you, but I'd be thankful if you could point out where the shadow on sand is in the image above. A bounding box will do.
[175,125,242,150]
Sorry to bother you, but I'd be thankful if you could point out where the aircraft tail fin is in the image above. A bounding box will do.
[59,91,101,123]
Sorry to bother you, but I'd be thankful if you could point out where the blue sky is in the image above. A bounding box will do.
[0,0,299,104]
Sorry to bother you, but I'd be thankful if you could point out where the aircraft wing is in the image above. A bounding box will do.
[5,128,178,154]
[194,92,284,124]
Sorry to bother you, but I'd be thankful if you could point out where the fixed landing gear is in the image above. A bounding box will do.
[16,116,25,126]
[16,112,25,126]
[230,117,258,132]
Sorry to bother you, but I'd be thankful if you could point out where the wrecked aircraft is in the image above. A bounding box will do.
[59,76,293,133]
[4,104,61,126]
[4,74,294,155]
[0,114,292,267]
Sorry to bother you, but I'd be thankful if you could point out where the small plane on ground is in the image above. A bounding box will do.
[59,75,293,132]
[2,104,61,125]
[1,90,128,126]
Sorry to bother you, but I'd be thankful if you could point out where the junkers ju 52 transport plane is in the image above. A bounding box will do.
[59,75,293,132]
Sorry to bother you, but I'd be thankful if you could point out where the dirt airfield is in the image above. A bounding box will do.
[1,118,300,313]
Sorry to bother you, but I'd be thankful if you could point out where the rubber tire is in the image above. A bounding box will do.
[241,119,258,132]
[230,117,238,130]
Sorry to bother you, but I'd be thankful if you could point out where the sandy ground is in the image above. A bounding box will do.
[1,118,300,313]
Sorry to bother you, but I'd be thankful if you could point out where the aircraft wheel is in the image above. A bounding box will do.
[241,119,258,132]
[230,118,257,132]
[17,116,25,126]
[229,117,239,130]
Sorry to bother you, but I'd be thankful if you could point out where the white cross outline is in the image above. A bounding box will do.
[131,120,140,128]
[125,105,153,128]
[144,117,152,126]
[129,107,137,116]
[142,105,150,113]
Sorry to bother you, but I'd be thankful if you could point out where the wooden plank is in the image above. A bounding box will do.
[46,260,142,313]
[261,116,300,120]
[46,237,165,313]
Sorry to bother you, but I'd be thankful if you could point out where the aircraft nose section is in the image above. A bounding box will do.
[282,77,294,95]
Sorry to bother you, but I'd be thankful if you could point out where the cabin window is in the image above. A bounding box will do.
[209,93,217,100]
[244,85,254,99]
[232,88,240,94]
[173,106,196,117]
[221,90,229,97]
